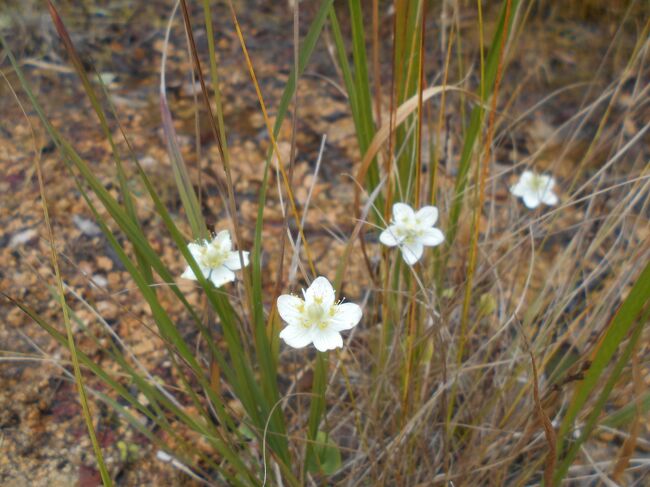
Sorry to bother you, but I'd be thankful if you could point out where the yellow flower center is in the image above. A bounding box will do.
[395,221,421,244]
[529,175,547,193]
[199,244,228,269]
[305,302,329,329]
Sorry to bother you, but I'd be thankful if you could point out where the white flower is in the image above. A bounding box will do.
[510,170,559,209]
[379,203,445,265]
[181,230,249,287]
[277,276,362,352]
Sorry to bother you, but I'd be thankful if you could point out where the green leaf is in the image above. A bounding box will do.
[306,431,342,476]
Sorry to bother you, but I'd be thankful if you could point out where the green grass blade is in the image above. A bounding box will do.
[446,0,519,247]
[305,352,328,477]
[556,261,650,442]
[45,0,154,282]
[8,24,111,482]
[554,261,650,483]
[246,3,334,470]
[12,283,114,483]
[328,5,381,213]
[201,0,291,468]
[4,47,259,477]
[553,307,647,485]
[392,0,422,201]
[348,0,377,164]
[251,0,333,311]
[159,94,208,240]
[602,391,650,429]
[8,296,249,484]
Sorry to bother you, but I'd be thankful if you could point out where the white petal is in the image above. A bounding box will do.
[182,263,211,281]
[279,324,314,349]
[223,250,250,271]
[539,175,555,190]
[379,226,401,247]
[415,206,438,227]
[330,302,362,331]
[305,276,335,307]
[187,242,204,260]
[203,245,221,263]
[208,266,236,287]
[181,265,198,281]
[213,230,232,251]
[401,241,424,265]
[522,191,541,209]
[510,181,527,197]
[420,227,444,247]
[520,170,535,183]
[312,328,343,352]
[541,190,558,206]
[392,202,415,224]
[277,294,305,326]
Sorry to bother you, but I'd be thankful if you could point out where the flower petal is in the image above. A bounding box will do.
[541,190,558,206]
[277,294,305,326]
[208,266,236,287]
[223,250,250,271]
[520,170,534,183]
[420,227,444,247]
[180,265,198,281]
[305,276,335,307]
[415,206,438,227]
[392,202,415,224]
[379,226,401,247]
[522,191,541,209]
[330,302,362,331]
[213,230,232,251]
[187,242,205,260]
[511,171,537,197]
[510,181,527,197]
[312,328,343,352]
[401,240,424,265]
[279,324,314,349]
[539,175,555,190]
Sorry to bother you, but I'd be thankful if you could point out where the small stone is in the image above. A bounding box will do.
[96,256,113,271]
[156,450,172,463]
[107,272,121,287]
[96,301,118,320]
[598,431,614,442]
[9,228,38,248]
[7,307,24,327]
[72,215,102,237]
[139,155,157,169]
[90,274,108,288]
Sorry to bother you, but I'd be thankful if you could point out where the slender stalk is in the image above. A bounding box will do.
[448,0,512,439]
[226,0,317,277]
[33,104,113,487]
